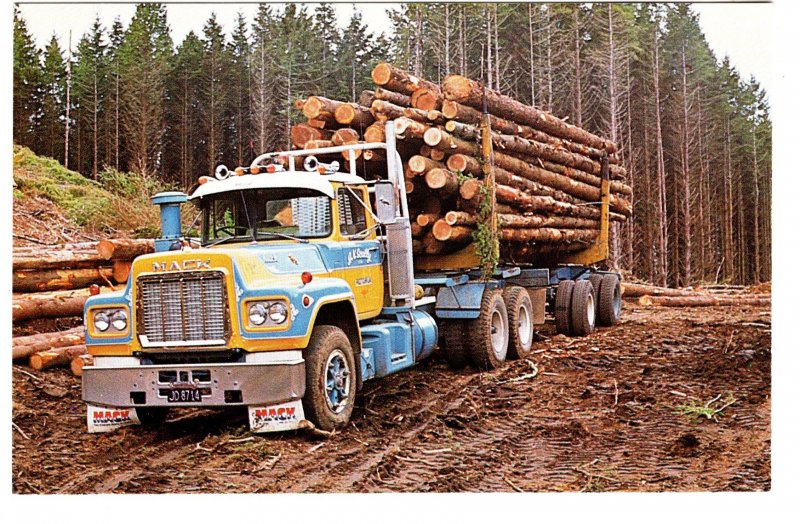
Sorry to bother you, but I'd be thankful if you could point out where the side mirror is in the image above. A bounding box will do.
[374,180,397,224]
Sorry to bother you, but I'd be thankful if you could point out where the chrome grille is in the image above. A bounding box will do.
[138,271,227,346]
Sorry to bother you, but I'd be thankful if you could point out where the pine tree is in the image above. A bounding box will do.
[200,13,231,176]
[72,16,107,178]
[37,34,66,163]
[13,7,43,148]
[229,12,252,167]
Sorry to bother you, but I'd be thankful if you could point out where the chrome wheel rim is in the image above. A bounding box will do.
[587,293,596,327]
[324,349,351,414]
[490,308,508,360]
[518,301,533,348]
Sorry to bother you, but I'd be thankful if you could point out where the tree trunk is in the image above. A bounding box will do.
[291,124,333,148]
[637,295,770,308]
[621,282,694,298]
[432,220,474,242]
[371,63,438,96]
[96,239,155,260]
[499,227,598,244]
[373,87,411,107]
[13,267,115,293]
[71,354,94,377]
[12,326,85,361]
[12,285,124,322]
[13,249,107,271]
[29,344,87,371]
[334,103,375,128]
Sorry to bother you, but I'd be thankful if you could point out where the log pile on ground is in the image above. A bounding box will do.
[12,238,154,374]
[622,282,771,308]
[291,63,632,260]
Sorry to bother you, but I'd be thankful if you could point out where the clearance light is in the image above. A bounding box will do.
[266,164,277,173]
[89,284,100,296]
[301,272,313,285]
[234,167,245,176]
[198,176,211,184]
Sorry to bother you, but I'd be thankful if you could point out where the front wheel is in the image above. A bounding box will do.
[302,326,356,431]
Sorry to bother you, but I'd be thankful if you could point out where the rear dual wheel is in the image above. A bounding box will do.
[504,286,534,360]
[554,279,596,337]
[467,290,509,370]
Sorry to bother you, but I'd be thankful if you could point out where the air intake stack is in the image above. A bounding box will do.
[151,191,187,252]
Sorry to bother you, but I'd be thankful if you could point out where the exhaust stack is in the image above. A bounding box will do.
[151,191,187,252]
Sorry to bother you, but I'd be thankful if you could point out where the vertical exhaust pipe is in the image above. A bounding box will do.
[152,191,187,252]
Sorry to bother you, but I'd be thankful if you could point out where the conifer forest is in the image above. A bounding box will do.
[12,3,771,286]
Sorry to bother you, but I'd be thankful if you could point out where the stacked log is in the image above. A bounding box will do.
[12,237,153,374]
[620,282,771,308]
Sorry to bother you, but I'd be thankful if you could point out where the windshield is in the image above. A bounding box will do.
[201,188,332,245]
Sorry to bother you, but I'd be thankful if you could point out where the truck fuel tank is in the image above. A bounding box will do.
[359,309,438,381]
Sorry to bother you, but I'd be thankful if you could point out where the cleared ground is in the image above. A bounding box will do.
[12,302,770,493]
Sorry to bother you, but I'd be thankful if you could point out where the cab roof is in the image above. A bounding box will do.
[188,171,367,201]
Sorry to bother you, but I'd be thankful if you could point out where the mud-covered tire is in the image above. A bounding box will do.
[302,325,356,431]
[440,320,469,369]
[570,280,596,337]
[597,274,622,326]
[503,286,534,360]
[467,290,509,370]
[136,407,169,428]
[555,280,575,335]
[588,274,604,313]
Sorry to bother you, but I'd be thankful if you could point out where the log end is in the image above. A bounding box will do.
[371,62,393,86]
[334,104,357,125]
[302,96,324,119]
[423,127,443,147]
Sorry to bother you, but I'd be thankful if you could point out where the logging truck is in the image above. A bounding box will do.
[80,122,621,433]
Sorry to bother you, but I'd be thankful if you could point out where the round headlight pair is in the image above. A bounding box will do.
[94,310,127,332]
[248,301,288,326]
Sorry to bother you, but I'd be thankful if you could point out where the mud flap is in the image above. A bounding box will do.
[248,400,305,433]
[87,405,141,433]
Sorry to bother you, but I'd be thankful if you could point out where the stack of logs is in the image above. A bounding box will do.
[621,282,771,308]
[290,62,633,260]
[12,238,154,375]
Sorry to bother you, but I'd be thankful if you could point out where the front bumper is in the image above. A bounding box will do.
[82,353,305,408]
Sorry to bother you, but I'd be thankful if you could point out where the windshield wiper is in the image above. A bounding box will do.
[205,236,250,248]
[257,231,309,243]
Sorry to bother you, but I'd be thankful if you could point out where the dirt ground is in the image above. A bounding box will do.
[11,302,770,494]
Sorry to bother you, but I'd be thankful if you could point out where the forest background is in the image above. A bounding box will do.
[12,2,772,287]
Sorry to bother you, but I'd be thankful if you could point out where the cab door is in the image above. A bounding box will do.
[333,186,384,319]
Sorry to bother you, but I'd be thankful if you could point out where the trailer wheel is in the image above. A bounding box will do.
[570,280,596,336]
[597,274,622,326]
[302,325,356,431]
[467,290,509,370]
[588,274,604,314]
[136,407,169,428]
[555,280,575,335]
[503,286,534,360]
[440,320,469,369]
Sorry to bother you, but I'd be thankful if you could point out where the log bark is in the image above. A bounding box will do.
[13,267,115,293]
[394,117,432,140]
[13,249,107,271]
[358,90,375,108]
[71,354,94,377]
[445,211,478,227]
[446,154,483,177]
[498,214,599,230]
[499,227,599,244]
[637,295,771,308]
[416,213,440,228]
[112,260,132,283]
[303,96,347,121]
[371,100,407,122]
[402,106,437,123]
[373,86,411,107]
[96,238,155,260]
[12,326,85,361]
[442,74,618,152]
[334,103,375,128]
[29,344,87,371]
[371,63,439,96]
[12,285,124,322]
[621,283,696,298]
[422,232,447,254]
[331,128,361,147]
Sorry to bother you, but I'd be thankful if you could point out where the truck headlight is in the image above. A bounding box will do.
[94,312,110,332]
[268,302,288,324]
[249,303,267,325]
[111,310,128,331]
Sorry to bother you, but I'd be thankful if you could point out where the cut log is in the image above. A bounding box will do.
[358,90,375,108]
[13,267,115,292]
[331,128,361,147]
[12,326,85,361]
[394,117,432,140]
[334,103,375,128]
[96,239,155,260]
[13,249,107,271]
[432,220,474,242]
[621,283,696,298]
[294,98,306,110]
[305,139,336,150]
[71,354,94,377]
[291,124,333,148]
[429,148,446,161]
[424,168,460,196]
[363,123,386,143]
[12,285,124,322]
[303,96,347,121]
[408,155,445,176]
[370,99,407,122]
[446,154,483,177]
[371,63,439,96]
[29,344,87,371]
[415,213,441,228]
[459,178,483,201]
[637,295,771,308]
[497,214,599,230]
[373,86,411,107]
[442,75,617,153]
[410,86,443,111]
[445,211,478,227]
[113,260,132,283]
[422,232,447,255]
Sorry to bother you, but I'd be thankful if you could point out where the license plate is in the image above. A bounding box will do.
[167,388,202,403]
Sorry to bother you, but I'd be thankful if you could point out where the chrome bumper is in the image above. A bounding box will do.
[82,353,305,408]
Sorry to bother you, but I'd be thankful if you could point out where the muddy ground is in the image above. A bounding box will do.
[12,302,770,494]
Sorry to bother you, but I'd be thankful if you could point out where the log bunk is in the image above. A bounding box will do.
[12,238,154,374]
[291,62,632,266]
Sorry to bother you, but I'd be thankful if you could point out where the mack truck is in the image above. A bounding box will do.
[81,122,621,433]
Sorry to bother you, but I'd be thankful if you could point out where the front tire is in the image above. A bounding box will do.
[302,326,356,431]
[467,290,509,370]
[504,286,534,360]
[440,320,469,369]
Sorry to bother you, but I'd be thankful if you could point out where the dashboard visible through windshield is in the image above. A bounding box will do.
[201,188,332,245]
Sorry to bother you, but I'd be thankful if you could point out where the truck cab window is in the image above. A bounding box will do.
[337,188,368,236]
